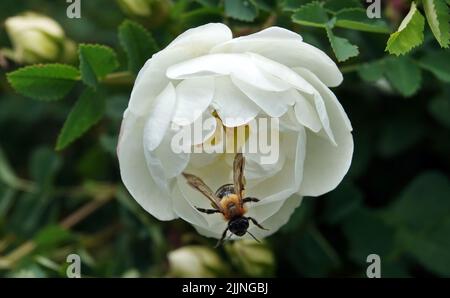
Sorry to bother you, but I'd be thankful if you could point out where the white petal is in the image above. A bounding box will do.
[175,112,217,147]
[243,148,286,181]
[212,36,342,87]
[294,67,353,131]
[279,107,302,131]
[166,53,292,92]
[234,26,304,42]
[231,76,296,118]
[144,125,190,185]
[172,184,208,227]
[293,91,322,132]
[212,76,259,127]
[295,69,353,197]
[249,53,315,94]
[128,46,196,115]
[177,159,232,228]
[166,23,232,52]
[117,112,177,220]
[247,195,303,239]
[143,82,176,151]
[173,77,214,125]
[247,129,306,205]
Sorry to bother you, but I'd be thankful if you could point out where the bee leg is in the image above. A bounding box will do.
[246,231,261,243]
[243,197,260,204]
[215,227,229,248]
[195,207,222,214]
[247,217,269,231]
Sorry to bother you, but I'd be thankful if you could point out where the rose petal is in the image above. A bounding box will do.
[129,47,195,115]
[212,76,260,127]
[211,28,342,87]
[293,91,322,133]
[117,112,177,220]
[174,111,217,148]
[144,125,190,184]
[249,53,315,94]
[166,23,232,51]
[231,76,296,118]
[172,184,209,227]
[166,53,292,92]
[247,195,303,239]
[294,68,353,132]
[173,77,214,126]
[177,159,232,228]
[143,82,176,151]
[246,129,306,205]
[295,68,353,197]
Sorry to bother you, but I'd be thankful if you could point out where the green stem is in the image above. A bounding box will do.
[103,71,135,85]
[340,63,362,74]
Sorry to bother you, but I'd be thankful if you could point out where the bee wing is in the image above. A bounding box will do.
[233,153,246,202]
[182,172,224,213]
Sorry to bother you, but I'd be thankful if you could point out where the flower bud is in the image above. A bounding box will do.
[168,245,229,277]
[4,12,76,64]
[116,0,153,17]
[225,240,275,277]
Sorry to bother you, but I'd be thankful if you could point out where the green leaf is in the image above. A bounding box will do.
[7,64,79,101]
[323,0,363,13]
[287,225,341,277]
[386,2,425,56]
[428,95,450,129]
[326,28,359,62]
[378,115,425,157]
[0,185,15,218]
[335,8,390,33]
[384,171,450,276]
[292,1,329,28]
[423,0,450,48]
[419,51,450,82]
[399,219,450,277]
[251,0,273,11]
[322,182,363,224]
[385,171,450,231]
[342,208,396,265]
[56,88,106,150]
[79,44,119,87]
[280,196,314,234]
[358,60,385,82]
[281,0,313,11]
[118,20,158,74]
[225,0,258,22]
[384,56,422,97]
[30,147,62,191]
[34,225,73,251]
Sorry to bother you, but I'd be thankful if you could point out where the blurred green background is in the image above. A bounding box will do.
[0,0,449,278]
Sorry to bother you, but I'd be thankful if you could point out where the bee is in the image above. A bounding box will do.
[182,153,268,247]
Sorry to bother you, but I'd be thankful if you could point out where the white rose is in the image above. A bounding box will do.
[4,12,76,64]
[117,23,353,240]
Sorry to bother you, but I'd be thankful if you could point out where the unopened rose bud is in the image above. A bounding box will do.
[168,245,229,277]
[116,0,153,17]
[226,240,275,277]
[4,12,76,64]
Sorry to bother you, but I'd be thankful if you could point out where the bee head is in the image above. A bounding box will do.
[228,217,249,237]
